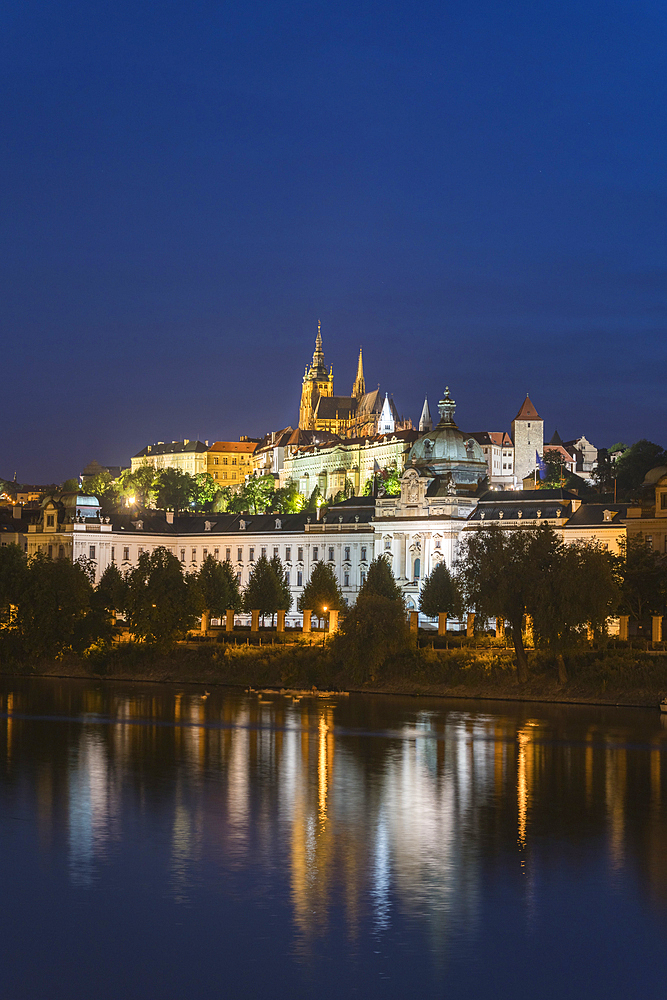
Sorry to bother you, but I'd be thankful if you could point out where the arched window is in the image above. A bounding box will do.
[414,558,420,580]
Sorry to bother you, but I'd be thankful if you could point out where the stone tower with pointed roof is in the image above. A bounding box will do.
[511,393,543,485]
[299,322,334,430]
[418,396,432,432]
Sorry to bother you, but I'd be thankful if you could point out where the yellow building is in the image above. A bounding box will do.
[131,440,208,476]
[206,440,257,487]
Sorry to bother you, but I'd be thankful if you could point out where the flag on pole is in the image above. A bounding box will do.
[536,450,547,481]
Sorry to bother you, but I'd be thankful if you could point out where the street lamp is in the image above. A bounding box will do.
[322,606,328,644]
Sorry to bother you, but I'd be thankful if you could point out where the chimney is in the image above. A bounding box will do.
[12,504,22,519]
[165,511,174,525]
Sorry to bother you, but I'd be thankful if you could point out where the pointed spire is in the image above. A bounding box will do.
[419,396,432,432]
[352,346,365,399]
[312,319,324,367]
[379,392,395,435]
[514,393,540,421]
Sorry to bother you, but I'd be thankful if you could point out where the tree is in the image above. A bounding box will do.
[359,555,403,602]
[17,552,102,657]
[617,533,667,620]
[125,547,196,645]
[530,542,619,682]
[305,485,324,512]
[118,464,157,507]
[614,440,667,496]
[457,524,560,683]
[154,467,195,513]
[540,451,570,488]
[419,562,460,619]
[192,473,219,510]
[212,486,235,512]
[270,555,293,613]
[0,544,27,624]
[333,594,410,683]
[298,561,344,625]
[82,471,119,512]
[271,481,305,513]
[332,478,355,504]
[61,478,79,492]
[229,475,276,514]
[193,554,242,619]
[242,554,283,623]
[94,564,128,617]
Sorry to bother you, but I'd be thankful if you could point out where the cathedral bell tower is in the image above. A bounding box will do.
[299,322,334,429]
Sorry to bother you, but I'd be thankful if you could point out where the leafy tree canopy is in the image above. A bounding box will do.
[192,472,219,510]
[125,547,196,645]
[305,485,325,512]
[297,561,344,619]
[270,555,293,613]
[242,554,284,621]
[192,554,242,616]
[94,563,128,614]
[17,552,102,657]
[359,556,403,602]
[614,440,667,496]
[457,524,561,682]
[617,533,667,619]
[61,478,79,492]
[154,467,195,513]
[82,471,119,512]
[271,481,305,514]
[228,475,276,514]
[363,466,400,497]
[117,464,157,507]
[0,544,28,618]
[333,594,410,683]
[418,562,461,618]
[457,524,620,683]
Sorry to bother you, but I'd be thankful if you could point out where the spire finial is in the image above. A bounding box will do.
[352,344,365,398]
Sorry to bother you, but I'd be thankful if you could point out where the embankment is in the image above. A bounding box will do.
[2,641,667,708]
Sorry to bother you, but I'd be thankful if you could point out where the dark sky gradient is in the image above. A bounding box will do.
[2,1,666,482]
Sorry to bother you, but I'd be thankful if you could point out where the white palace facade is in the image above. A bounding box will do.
[25,388,624,618]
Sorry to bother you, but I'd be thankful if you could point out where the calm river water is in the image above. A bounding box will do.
[1,678,666,999]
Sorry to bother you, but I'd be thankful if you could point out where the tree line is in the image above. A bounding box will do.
[81,462,400,518]
[0,545,296,657]
[1,523,665,682]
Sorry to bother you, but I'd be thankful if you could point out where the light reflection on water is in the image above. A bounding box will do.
[1,681,667,998]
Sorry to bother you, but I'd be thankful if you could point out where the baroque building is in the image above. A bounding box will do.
[280,428,419,499]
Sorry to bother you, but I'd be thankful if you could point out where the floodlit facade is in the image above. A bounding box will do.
[131,440,208,476]
[206,440,257,487]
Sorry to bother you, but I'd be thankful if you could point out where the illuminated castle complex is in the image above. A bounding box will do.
[298,323,411,438]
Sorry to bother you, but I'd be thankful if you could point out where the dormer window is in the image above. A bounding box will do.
[46,514,54,527]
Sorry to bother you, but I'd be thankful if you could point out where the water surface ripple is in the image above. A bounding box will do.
[1,678,666,999]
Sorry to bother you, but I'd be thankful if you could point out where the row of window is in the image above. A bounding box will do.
[110,543,370,565]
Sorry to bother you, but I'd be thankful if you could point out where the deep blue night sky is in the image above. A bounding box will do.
[2,1,665,482]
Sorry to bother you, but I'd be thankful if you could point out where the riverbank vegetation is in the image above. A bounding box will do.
[1,522,666,704]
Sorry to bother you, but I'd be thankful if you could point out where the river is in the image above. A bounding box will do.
[0,678,666,998]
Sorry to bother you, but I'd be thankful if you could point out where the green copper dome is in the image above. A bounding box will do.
[407,387,487,490]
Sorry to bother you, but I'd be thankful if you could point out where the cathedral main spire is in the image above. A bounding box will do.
[352,346,365,399]
[311,320,325,369]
